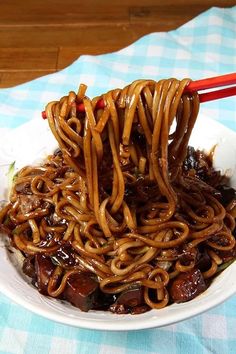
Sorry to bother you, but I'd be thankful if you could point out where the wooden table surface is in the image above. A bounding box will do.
[0,0,235,88]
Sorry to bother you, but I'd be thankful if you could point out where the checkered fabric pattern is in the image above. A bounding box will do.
[0,6,236,354]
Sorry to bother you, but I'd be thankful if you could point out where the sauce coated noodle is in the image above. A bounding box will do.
[1,79,236,314]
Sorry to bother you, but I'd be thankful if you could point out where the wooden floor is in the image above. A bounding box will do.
[0,0,235,87]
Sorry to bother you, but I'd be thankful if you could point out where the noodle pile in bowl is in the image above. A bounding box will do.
[0,78,236,314]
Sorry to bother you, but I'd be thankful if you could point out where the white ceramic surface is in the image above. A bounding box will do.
[0,114,236,331]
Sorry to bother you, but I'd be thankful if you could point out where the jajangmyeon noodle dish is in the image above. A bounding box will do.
[0,78,236,314]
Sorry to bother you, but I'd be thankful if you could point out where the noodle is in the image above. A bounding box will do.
[1,78,236,314]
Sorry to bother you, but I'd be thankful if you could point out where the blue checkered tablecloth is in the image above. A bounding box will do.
[0,6,236,354]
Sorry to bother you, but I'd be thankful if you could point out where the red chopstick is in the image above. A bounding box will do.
[186,72,236,103]
[199,86,236,103]
[186,72,236,92]
[41,73,236,119]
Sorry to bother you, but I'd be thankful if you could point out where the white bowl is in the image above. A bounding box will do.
[0,114,236,331]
